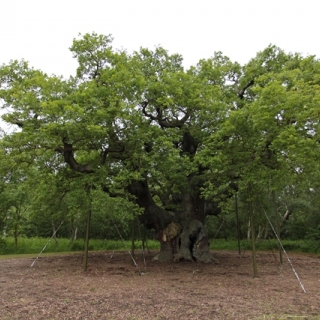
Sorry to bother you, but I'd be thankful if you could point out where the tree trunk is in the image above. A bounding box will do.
[256,225,264,241]
[153,219,214,263]
[14,223,18,248]
[263,220,269,240]
[14,207,21,248]
[70,212,80,244]
[247,218,251,240]
[140,224,149,254]
[129,180,218,263]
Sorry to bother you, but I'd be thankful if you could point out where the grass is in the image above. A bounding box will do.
[0,236,319,256]
[210,238,319,253]
[0,251,83,260]
[0,236,160,255]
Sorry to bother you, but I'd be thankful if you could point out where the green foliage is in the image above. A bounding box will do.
[1,34,320,247]
[306,225,320,252]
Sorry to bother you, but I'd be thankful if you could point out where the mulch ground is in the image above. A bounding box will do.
[0,250,319,319]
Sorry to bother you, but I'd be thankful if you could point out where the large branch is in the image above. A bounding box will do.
[100,123,126,164]
[100,144,125,164]
[237,79,254,99]
[128,180,173,230]
[55,141,94,173]
[141,100,190,128]
[10,119,24,128]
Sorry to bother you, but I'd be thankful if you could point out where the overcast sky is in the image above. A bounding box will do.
[1,0,319,78]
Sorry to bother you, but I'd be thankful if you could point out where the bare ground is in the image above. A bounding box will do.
[0,250,319,319]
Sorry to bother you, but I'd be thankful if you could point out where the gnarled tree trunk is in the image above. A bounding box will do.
[128,180,218,263]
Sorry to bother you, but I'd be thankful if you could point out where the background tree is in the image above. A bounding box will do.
[198,46,320,266]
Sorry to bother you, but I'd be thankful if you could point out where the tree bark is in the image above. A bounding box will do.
[14,223,18,248]
[129,180,217,263]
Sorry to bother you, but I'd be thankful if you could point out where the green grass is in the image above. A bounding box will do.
[0,236,319,256]
[0,236,160,255]
[210,238,320,253]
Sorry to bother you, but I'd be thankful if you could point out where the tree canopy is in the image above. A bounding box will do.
[1,33,320,262]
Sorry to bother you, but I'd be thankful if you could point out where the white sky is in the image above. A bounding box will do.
[1,0,319,78]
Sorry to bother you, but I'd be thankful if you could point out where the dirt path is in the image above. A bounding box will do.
[0,250,319,319]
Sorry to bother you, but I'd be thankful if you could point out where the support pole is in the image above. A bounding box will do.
[235,193,241,256]
[263,208,306,293]
[83,206,91,272]
[131,216,135,262]
[272,190,283,264]
[83,186,92,272]
[249,184,258,278]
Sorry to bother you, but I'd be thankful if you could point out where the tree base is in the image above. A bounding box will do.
[154,220,219,263]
